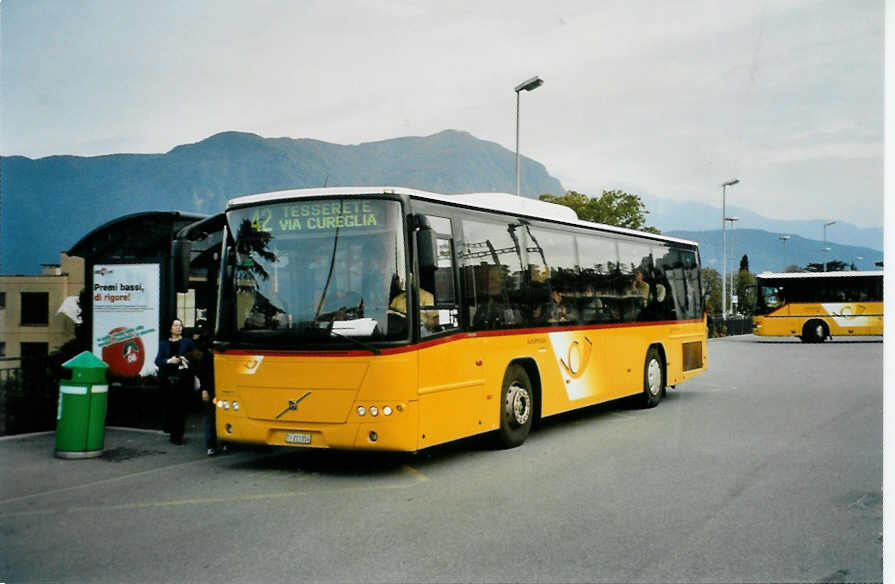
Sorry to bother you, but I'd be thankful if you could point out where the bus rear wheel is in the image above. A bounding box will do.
[640,346,665,409]
[801,320,828,343]
[496,364,534,448]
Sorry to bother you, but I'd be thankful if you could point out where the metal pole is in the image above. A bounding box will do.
[729,220,736,313]
[725,216,739,314]
[822,221,835,271]
[721,184,726,317]
[719,179,738,317]
[515,90,521,197]
[779,235,790,271]
[513,76,543,198]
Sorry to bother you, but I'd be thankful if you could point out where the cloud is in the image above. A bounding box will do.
[0,0,883,227]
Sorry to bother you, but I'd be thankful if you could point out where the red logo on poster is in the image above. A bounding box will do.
[101,327,145,377]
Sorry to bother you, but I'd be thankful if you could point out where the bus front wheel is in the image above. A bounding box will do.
[801,320,828,343]
[496,364,534,448]
[641,346,665,409]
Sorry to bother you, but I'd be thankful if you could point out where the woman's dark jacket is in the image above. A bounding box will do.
[155,337,197,384]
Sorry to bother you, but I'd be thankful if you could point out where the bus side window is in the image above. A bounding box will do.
[419,216,459,336]
[577,235,620,324]
[653,247,685,321]
[459,218,526,330]
[680,250,702,318]
[525,226,578,325]
[617,241,654,322]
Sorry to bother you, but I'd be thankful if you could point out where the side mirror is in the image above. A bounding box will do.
[172,239,192,293]
[416,228,438,271]
[410,214,437,271]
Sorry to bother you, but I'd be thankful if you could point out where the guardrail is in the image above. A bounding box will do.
[708,315,753,338]
[1,355,170,435]
[0,356,58,435]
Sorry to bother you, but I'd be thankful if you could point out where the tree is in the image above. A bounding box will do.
[805,260,849,272]
[739,254,749,273]
[539,190,661,233]
[735,270,756,314]
[701,267,722,315]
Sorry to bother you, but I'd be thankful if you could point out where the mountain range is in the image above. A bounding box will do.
[644,194,883,253]
[666,229,882,275]
[0,130,562,275]
[0,129,883,275]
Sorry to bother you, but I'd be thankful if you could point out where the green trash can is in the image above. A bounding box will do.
[55,351,110,459]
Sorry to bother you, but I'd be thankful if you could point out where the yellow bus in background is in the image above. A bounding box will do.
[753,271,883,342]
[209,187,707,451]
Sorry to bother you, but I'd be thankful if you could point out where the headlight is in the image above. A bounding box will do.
[383,406,393,416]
[357,405,366,416]
[232,401,240,411]
[369,406,379,417]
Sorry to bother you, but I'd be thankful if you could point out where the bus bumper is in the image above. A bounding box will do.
[214,399,420,451]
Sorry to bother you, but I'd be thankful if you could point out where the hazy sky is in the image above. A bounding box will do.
[1,0,884,227]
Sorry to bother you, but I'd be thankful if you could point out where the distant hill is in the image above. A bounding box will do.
[667,228,883,275]
[0,130,564,274]
[644,193,882,252]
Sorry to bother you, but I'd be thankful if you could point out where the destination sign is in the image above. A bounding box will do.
[245,200,390,234]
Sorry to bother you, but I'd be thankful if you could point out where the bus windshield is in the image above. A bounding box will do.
[755,283,784,315]
[222,199,408,347]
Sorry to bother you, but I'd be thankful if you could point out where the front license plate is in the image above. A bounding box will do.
[285,432,311,445]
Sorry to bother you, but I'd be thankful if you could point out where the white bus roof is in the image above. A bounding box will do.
[756,270,883,279]
[227,186,699,247]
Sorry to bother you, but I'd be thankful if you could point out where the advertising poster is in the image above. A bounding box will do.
[92,263,160,377]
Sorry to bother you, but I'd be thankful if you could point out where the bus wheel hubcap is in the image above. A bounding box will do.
[506,383,531,427]
[647,359,662,395]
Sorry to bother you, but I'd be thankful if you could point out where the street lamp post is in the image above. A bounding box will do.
[514,76,544,197]
[822,220,836,271]
[725,216,739,314]
[720,179,739,317]
[778,235,791,271]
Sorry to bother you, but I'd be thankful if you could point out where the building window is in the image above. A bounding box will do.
[0,342,5,357]
[20,292,49,326]
[0,291,6,309]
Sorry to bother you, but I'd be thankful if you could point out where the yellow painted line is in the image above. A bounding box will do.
[0,453,265,506]
[0,479,425,519]
[400,464,429,482]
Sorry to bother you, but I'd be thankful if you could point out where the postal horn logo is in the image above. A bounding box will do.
[559,337,593,380]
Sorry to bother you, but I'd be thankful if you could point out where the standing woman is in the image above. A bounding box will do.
[155,318,196,445]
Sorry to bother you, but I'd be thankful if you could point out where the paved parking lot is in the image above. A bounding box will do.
[0,335,883,583]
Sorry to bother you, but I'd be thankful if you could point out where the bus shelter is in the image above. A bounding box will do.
[68,211,222,427]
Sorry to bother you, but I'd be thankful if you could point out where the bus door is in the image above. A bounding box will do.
[415,215,482,446]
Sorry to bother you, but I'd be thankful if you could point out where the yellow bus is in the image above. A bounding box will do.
[209,187,707,451]
[753,271,883,342]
